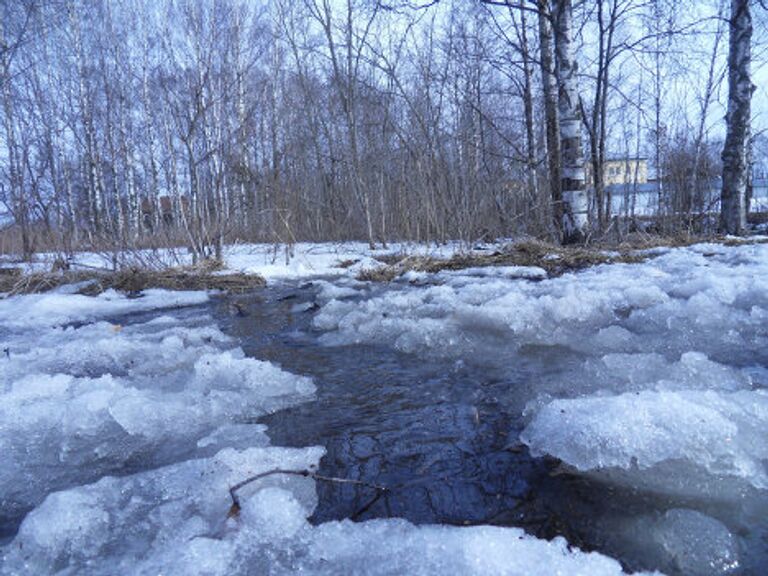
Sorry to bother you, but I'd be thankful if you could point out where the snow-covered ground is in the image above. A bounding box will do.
[0,278,650,575]
[1,239,767,575]
[2,240,481,281]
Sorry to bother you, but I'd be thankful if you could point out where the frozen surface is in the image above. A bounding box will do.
[312,241,768,574]
[0,284,652,575]
[0,288,209,327]
[609,509,741,576]
[520,389,768,496]
[314,243,768,366]
[0,291,314,527]
[647,510,740,576]
[1,446,646,576]
[3,240,768,574]
[437,265,548,281]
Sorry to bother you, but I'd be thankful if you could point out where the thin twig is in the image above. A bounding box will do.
[228,468,388,517]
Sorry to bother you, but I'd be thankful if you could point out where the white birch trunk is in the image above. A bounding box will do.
[553,0,588,243]
[720,0,752,235]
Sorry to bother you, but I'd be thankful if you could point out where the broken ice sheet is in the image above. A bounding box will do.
[520,389,768,495]
[0,446,654,576]
[0,293,314,529]
[0,289,210,328]
[313,243,768,365]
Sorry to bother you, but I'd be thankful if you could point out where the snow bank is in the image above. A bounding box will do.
[314,243,768,365]
[224,242,382,280]
[0,288,209,327]
[521,389,768,496]
[7,240,490,283]
[1,446,647,576]
[0,292,314,522]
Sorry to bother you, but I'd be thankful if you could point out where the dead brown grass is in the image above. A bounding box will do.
[0,260,264,297]
[1,270,65,295]
[357,240,645,282]
[357,234,768,282]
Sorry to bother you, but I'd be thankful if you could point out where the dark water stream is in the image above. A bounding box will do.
[211,280,733,575]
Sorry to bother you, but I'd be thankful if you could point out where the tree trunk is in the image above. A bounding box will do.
[553,0,588,243]
[538,0,562,239]
[720,0,752,236]
[518,8,539,232]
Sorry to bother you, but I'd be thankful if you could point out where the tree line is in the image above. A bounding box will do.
[0,0,762,261]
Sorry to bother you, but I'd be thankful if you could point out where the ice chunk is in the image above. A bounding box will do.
[197,424,270,450]
[313,279,363,303]
[439,265,548,281]
[313,243,768,367]
[0,289,209,328]
[0,446,323,575]
[302,519,638,576]
[0,319,229,383]
[650,509,740,576]
[1,447,650,576]
[521,389,768,495]
[0,312,314,524]
[563,352,753,396]
[242,487,308,541]
[615,509,740,576]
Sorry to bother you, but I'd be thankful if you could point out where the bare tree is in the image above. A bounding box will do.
[553,0,588,242]
[537,0,561,238]
[0,0,763,260]
[720,0,753,235]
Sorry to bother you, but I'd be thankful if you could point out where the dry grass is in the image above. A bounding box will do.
[721,236,768,247]
[357,240,645,282]
[335,258,360,269]
[78,267,265,296]
[357,234,768,282]
[0,259,265,297]
[0,268,103,295]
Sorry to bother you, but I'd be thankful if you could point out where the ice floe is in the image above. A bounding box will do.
[520,389,768,496]
[0,283,656,575]
[313,243,768,366]
[0,291,314,529]
[1,446,648,576]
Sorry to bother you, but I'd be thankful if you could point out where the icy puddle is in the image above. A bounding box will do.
[1,241,767,575]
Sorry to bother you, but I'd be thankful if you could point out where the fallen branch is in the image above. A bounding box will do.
[228,468,388,518]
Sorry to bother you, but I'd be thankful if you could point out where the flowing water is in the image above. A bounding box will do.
[4,278,758,574]
[211,280,759,575]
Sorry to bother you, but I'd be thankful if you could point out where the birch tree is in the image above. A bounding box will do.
[720,0,753,235]
[553,0,588,242]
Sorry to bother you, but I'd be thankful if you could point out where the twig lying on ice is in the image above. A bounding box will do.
[228,468,388,518]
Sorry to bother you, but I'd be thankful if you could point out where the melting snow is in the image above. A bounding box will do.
[312,241,768,574]
[3,240,767,574]
[0,283,652,575]
[1,446,643,576]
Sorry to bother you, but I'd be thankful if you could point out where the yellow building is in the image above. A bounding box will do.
[587,158,648,186]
